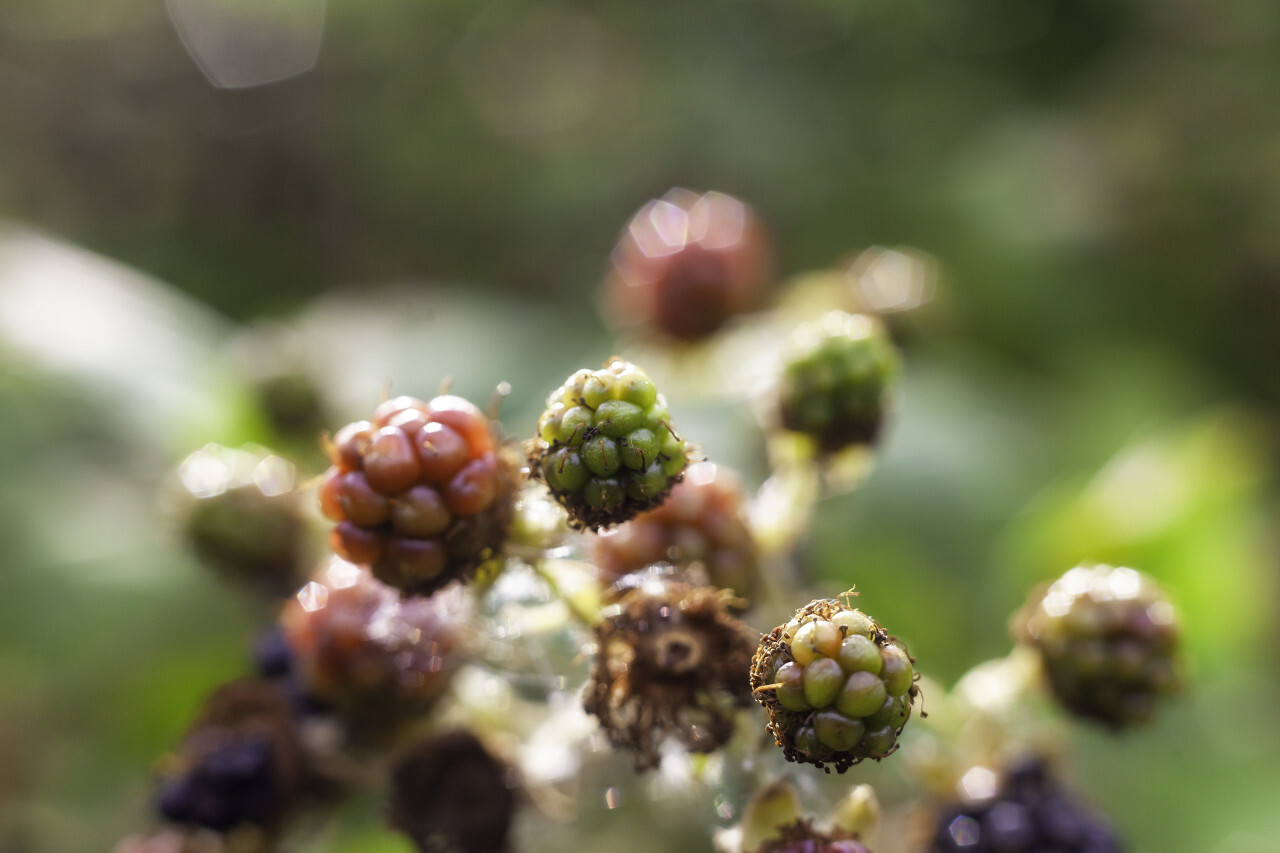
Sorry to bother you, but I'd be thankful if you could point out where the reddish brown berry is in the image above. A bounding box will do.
[605,189,774,341]
[320,393,517,596]
[279,558,467,739]
[589,461,759,601]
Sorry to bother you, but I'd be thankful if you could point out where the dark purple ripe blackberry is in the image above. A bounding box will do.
[604,189,774,341]
[750,597,919,773]
[531,358,689,530]
[388,730,518,853]
[155,679,302,833]
[928,759,1123,853]
[584,579,757,770]
[1013,565,1182,728]
[319,393,516,596]
[777,312,899,454]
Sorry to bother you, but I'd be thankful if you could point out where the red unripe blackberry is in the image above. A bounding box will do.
[605,189,774,341]
[1013,564,1182,729]
[777,312,900,454]
[388,730,518,853]
[750,597,919,773]
[320,393,516,596]
[589,461,760,601]
[177,445,308,596]
[584,579,758,770]
[279,558,466,738]
[530,358,690,530]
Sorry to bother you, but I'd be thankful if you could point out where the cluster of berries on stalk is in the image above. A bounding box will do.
[132,187,1190,853]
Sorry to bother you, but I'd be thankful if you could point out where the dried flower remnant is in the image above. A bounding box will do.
[279,558,466,738]
[750,596,920,773]
[155,679,303,833]
[388,730,518,853]
[590,461,760,601]
[1013,564,1182,729]
[319,393,517,596]
[605,189,774,341]
[584,579,757,770]
[530,358,690,530]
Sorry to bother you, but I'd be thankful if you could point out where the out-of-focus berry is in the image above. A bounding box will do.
[155,679,303,833]
[177,445,307,596]
[584,579,757,770]
[1013,564,1182,728]
[605,189,773,341]
[319,393,517,596]
[279,558,467,738]
[589,461,759,601]
[927,758,1123,852]
[754,822,872,853]
[530,358,689,530]
[750,597,919,773]
[388,730,518,853]
[777,312,899,454]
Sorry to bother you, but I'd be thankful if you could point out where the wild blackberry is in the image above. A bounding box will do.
[319,393,517,596]
[530,358,690,530]
[177,445,307,596]
[777,312,899,454]
[155,679,302,833]
[604,189,773,341]
[1013,565,1181,728]
[278,558,467,739]
[589,461,759,601]
[583,578,757,770]
[750,597,919,773]
[927,758,1122,852]
[388,730,518,853]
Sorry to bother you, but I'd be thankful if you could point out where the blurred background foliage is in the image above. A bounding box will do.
[1,0,1279,851]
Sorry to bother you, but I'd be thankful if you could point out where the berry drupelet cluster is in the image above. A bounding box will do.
[319,394,516,596]
[156,679,303,834]
[388,730,518,853]
[778,312,899,454]
[589,461,759,601]
[927,759,1121,853]
[604,189,774,342]
[1013,564,1181,728]
[583,579,757,770]
[278,558,466,739]
[750,598,918,773]
[531,358,689,530]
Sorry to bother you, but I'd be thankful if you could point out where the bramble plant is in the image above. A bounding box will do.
[120,188,1187,853]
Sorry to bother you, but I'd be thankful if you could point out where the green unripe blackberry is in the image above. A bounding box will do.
[319,393,517,596]
[531,358,690,530]
[777,312,899,454]
[1013,564,1182,729]
[750,597,919,773]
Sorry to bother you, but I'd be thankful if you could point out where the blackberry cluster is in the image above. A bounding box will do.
[278,558,465,738]
[156,679,302,833]
[927,760,1122,852]
[604,188,773,341]
[388,730,518,853]
[777,312,899,454]
[584,579,757,769]
[750,598,918,773]
[319,393,515,596]
[755,822,871,853]
[589,461,759,601]
[1013,565,1181,728]
[531,359,689,530]
[178,445,307,596]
